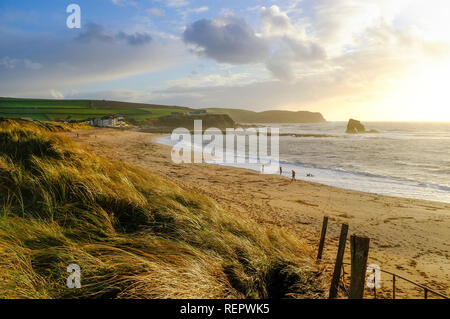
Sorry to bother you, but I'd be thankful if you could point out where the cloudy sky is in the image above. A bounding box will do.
[1,0,450,121]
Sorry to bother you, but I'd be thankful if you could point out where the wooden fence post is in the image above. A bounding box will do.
[317,216,328,261]
[328,223,349,299]
[392,274,396,299]
[349,235,370,299]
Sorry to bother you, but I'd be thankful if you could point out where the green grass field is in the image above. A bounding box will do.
[0,98,190,122]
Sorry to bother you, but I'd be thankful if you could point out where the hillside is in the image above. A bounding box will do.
[0,97,190,122]
[0,119,324,299]
[206,108,326,123]
[0,98,326,125]
[142,113,236,133]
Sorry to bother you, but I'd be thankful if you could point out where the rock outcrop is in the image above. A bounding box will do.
[143,113,236,133]
[346,119,379,134]
[206,109,326,123]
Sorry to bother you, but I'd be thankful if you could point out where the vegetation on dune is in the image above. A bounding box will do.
[0,119,324,299]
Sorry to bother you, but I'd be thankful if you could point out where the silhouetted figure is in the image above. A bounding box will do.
[261,164,265,173]
[279,166,282,175]
[291,170,296,181]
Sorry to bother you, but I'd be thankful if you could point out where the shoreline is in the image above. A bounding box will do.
[70,128,450,298]
[156,134,450,204]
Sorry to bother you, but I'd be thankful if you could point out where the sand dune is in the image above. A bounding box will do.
[70,129,450,298]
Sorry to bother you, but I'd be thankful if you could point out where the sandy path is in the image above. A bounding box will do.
[69,129,450,298]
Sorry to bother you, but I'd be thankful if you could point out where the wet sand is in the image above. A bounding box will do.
[70,128,450,298]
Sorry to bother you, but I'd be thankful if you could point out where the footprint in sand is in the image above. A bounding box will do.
[383,216,414,223]
[337,212,354,219]
[294,199,319,207]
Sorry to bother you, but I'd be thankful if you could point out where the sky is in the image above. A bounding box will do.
[1,0,450,121]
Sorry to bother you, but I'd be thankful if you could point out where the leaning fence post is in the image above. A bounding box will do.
[317,216,328,261]
[373,268,377,299]
[329,223,349,299]
[392,274,396,299]
[349,235,370,299]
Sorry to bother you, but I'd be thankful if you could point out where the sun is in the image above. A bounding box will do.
[381,0,450,121]
[390,59,450,122]
[412,62,450,121]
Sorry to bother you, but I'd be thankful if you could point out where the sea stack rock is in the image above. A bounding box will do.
[346,119,379,134]
[346,119,366,133]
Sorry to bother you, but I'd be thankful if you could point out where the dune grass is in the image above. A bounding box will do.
[0,119,324,299]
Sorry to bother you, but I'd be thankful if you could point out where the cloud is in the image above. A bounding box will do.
[301,0,410,55]
[189,7,209,14]
[164,71,261,88]
[260,6,326,80]
[24,59,43,70]
[183,16,270,64]
[149,8,165,18]
[76,23,114,43]
[145,51,407,115]
[265,51,296,82]
[76,23,152,46]
[116,31,152,46]
[0,56,42,70]
[0,56,20,69]
[50,89,64,99]
[111,0,137,7]
[260,5,296,38]
[265,39,326,81]
[166,0,189,8]
[0,25,185,97]
[65,89,154,103]
[181,4,443,82]
[181,7,325,80]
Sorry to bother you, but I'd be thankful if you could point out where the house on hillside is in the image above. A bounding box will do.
[112,114,125,126]
[87,114,126,127]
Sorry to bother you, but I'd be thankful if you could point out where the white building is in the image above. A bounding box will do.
[87,114,125,127]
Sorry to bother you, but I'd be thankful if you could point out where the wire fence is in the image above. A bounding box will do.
[345,262,448,299]
[319,260,449,299]
[316,216,449,299]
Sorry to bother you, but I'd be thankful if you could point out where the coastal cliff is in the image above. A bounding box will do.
[142,113,236,133]
[206,108,326,124]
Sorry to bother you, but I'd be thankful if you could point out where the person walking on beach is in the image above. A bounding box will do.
[261,164,265,173]
[291,170,296,181]
[279,166,282,175]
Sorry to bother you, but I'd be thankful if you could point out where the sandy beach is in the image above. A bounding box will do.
[70,128,450,298]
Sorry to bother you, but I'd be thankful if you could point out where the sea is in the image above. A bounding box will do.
[157,122,450,204]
